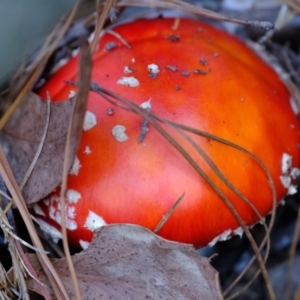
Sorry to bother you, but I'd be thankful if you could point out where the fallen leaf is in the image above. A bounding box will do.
[0,44,91,204]
[1,92,75,204]
[26,224,222,299]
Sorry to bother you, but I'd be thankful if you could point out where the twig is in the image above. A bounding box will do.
[0,145,70,299]
[154,193,185,233]
[59,41,92,300]
[91,0,117,53]
[0,2,79,131]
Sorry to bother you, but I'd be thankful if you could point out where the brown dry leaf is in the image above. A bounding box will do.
[1,44,91,205]
[26,224,222,299]
[1,92,76,204]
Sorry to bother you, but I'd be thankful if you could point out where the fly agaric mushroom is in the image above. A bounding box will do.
[32,18,300,249]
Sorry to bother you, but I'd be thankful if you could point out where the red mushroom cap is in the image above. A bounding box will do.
[33,18,300,249]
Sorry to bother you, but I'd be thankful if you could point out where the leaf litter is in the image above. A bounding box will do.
[1,92,77,205]
[26,224,222,300]
[0,42,91,205]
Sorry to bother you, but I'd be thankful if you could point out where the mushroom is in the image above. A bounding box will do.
[33,18,300,249]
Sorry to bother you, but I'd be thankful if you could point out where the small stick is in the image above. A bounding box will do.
[154,193,185,233]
